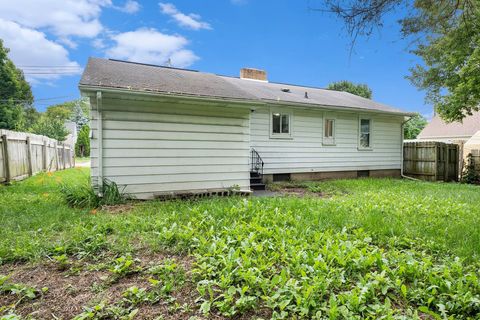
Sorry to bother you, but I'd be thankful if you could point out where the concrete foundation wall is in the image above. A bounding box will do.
[263,169,401,183]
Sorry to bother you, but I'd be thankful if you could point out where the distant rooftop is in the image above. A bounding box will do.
[79,57,410,115]
[418,111,480,139]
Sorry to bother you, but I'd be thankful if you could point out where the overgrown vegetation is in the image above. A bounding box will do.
[0,169,479,319]
[31,99,89,141]
[403,113,428,139]
[461,153,480,184]
[61,177,129,208]
[75,125,90,157]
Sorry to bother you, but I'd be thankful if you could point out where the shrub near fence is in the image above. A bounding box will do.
[0,129,74,183]
[469,149,480,173]
[403,141,459,182]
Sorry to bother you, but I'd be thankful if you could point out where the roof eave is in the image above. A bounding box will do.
[79,84,414,116]
[262,99,414,116]
[78,84,263,107]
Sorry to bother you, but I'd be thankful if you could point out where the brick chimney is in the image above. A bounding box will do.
[240,68,267,82]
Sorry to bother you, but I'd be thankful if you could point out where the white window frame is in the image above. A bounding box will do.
[358,117,373,150]
[323,114,336,146]
[270,108,293,139]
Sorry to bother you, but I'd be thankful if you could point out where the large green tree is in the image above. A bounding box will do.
[45,99,89,129]
[0,39,36,130]
[31,114,69,141]
[31,99,89,140]
[322,0,480,122]
[69,99,89,131]
[404,113,427,139]
[327,80,373,99]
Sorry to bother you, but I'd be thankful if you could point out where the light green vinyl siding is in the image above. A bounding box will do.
[90,96,250,199]
[250,106,403,174]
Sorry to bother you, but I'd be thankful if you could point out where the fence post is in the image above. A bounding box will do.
[458,142,464,180]
[26,137,33,177]
[455,145,459,181]
[62,143,66,170]
[54,142,59,171]
[444,146,449,182]
[2,135,10,183]
[42,141,47,171]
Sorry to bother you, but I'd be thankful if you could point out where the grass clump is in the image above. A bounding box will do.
[61,178,129,208]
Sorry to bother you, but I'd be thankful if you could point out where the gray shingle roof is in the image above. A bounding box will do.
[79,57,409,115]
[418,111,480,139]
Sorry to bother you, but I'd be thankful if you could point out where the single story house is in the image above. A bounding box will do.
[417,111,480,160]
[79,58,412,199]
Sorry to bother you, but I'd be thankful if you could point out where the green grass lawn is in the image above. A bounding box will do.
[75,157,90,166]
[0,169,479,319]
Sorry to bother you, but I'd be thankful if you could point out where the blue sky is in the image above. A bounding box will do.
[0,0,431,116]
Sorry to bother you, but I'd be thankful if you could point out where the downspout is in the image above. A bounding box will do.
[96,91,104,195]
[400,116,420,181]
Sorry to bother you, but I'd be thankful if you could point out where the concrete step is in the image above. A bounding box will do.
[250,182,266,191]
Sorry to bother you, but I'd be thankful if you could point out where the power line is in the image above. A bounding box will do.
[18,65,82,68]
[23,70,81,75]
[18,65,83,75]
[0,95,78,103]
[21,67,80,69]
[36,95,77,101]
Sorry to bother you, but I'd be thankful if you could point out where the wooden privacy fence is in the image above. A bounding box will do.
[0,129,74,183]
[403,141,459,182]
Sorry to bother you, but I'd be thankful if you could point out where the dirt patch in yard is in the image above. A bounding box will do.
[276,186,325,197]
[0,261,108,319]
[0,252,205,319]
[0,252,273,319]
[100,203,137,214]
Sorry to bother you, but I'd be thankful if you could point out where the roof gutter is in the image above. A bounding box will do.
[79,84,414,116]
[78,85,265,108]
[264,99,415,117]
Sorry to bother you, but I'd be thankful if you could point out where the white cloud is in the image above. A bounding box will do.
[92,38,107,49]
[159,2,211,30]
[115,0,140,13]
[0,0,110,39]
[58,37,78,49]
[0,19,82,81]
[106,28,199,67]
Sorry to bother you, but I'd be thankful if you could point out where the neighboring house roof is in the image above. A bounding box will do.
[418,111,480,140]
[79,57,410,115]
[465,130,480,146]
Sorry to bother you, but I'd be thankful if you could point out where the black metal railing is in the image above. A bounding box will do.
[250,148,264,176]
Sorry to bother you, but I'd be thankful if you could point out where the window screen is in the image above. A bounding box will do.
[272,113,290,134]
[324,119,334,138]
[360,119,371,148]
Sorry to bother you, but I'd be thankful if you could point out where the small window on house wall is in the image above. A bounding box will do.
[323,118,335,145]
[359,118,372,149]
[271,112,291,137]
